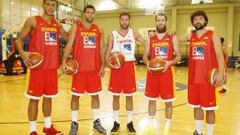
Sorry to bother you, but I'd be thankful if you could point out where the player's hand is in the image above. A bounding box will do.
[107,59,120,69]
[215,72,224,87]
[61,60,67,74]
[19,51,32,67]
[99,65,105,77]
[144,61,153,73]
[162,60,172,72]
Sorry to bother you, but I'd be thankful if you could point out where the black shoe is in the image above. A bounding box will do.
[193,130,203,135]
[111,121,120,134]
[69,121,78,135]
[127,121,136,134]
[93,119,106,134]
[219,88,227,94]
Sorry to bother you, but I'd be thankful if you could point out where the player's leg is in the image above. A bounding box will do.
[148,100,156,126]
[201,85,218,135]
[163,101,172,135]
[126,96,136,134]
[26,69,43,135]
[193,107,204,135]
[69,72,86,135]
[42,69,62,135]
[123,62,136,134]
[92,94,106,134]
[206,110,215,135]
[28,99,39,135]
[188,84,203,135]
[111,95,120,134]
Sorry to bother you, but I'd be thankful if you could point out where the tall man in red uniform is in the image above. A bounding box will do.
[142,13,181,135]
[105,12,146,134]
[178,10,224,135]
[16,0,68,135]
[62,5,106,135]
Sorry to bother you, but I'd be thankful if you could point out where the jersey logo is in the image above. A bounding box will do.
[192,46,205,60]
[45,32,57,46]
[155,46,168,59]
[83,36,96,48]
[123,44,132,51]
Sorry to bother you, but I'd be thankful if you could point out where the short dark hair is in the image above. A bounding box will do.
[83,5,95,13]
[155,13,167,21]
[119,12,130,19]
[220,37,224,44]
[190,10,208,26]
[43,0,57,4]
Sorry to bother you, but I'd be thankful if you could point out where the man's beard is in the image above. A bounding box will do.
[156,25,167,33]
[86,18,93,23]
[120,24,129,30]
[194,23,205,31]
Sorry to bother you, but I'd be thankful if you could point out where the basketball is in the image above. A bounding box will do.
[148,58,166,73]
[64,59,79,75]
[108,52,125,69]
[13,60,22,67]
[28,52,44,70]
[207,68,219,87]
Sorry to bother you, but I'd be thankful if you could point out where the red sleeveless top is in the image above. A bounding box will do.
[149,33,174,61]
[189,30,218,85]
[73,23,101,72]
[28,16,60,69]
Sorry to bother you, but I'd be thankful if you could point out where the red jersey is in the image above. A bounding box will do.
[189,30,218,85]
[28,16,60,69]
[149,33,174,61]
[73,23,101,72]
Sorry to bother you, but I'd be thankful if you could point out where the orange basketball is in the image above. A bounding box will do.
[207,68,218,87]
[149,58,166,73]
[28,52,44,70]
[13,60,22,67]
[65,59,79,75]
[108,52,125,69]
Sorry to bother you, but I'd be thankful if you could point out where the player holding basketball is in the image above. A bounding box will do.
[16,0,68,135]
[62,5,106,135]
[178,10,224,135]
[105,12,145,134]
[142,13,181,135]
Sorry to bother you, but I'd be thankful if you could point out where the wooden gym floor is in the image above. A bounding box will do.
[0,66,239,135]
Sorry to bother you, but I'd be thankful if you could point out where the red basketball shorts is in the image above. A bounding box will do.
[145,67,175,102]
[108,61,136,96]
[25,69,58,99]
[188,83,219,110]
[71,70,102,96]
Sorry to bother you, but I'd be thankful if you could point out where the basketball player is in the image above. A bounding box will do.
[218,37,228,94]
[62,5,106,135]
[16,0,68,135]
[105,12,146,134]
[178,10,225,135]
[142,13,181,135]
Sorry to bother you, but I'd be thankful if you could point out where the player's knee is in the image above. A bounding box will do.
[206,110,215,114]
[72,95,80,100]
[29,98,39,104]
[113,95,120,100]
[126,96,132,101]
[91,95,99,101]
[149,100,156,105]
[165,102,172,108]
